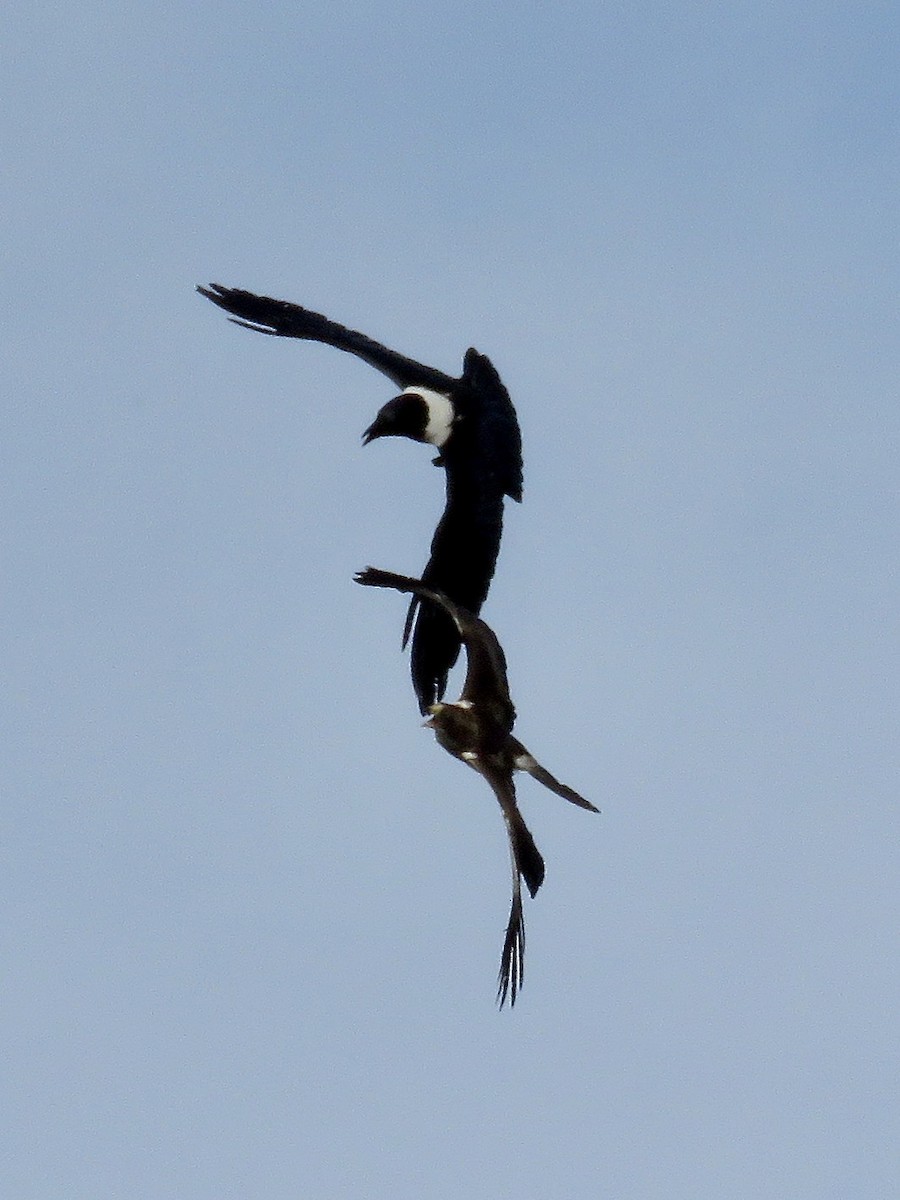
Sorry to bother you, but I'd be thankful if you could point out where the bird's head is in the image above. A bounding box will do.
[362,388,455,449]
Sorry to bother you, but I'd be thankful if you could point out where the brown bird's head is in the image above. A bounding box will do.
[424,701,486,761]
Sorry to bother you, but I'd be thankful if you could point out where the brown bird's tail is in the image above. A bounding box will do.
[497,874,525,1009]
[505,803,545,898]
[496,786,545,1008]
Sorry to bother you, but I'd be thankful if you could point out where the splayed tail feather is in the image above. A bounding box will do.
[497,875,525,1008]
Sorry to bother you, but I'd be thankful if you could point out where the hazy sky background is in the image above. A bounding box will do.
[4,3,898,1197]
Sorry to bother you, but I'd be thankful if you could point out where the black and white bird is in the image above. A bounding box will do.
[198,284,523,713]
[354,566,597,1008]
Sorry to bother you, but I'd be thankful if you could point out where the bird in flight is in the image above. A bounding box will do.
[354,566,597,1007]
[198,284,523,713]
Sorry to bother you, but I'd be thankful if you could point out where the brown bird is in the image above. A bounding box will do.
[354,567,598,1007]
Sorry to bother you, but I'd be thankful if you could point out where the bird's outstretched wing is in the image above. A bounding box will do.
[511,742,599,813]
[197,284,456,392]
[355,567,515,730]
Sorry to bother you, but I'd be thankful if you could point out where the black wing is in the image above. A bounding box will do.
[197,284,457,392]
[355,568,515,730]
[404,480,509,712]
[460,348,523,505]
[403,349,523,710]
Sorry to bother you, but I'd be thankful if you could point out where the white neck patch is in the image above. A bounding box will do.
[403,387,455,448]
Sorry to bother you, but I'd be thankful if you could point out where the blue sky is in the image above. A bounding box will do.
[4,3,899,1197]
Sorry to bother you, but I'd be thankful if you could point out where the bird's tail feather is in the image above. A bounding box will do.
[497,873,525,1009]
[496,795,544,1008]
[505,805,545,898]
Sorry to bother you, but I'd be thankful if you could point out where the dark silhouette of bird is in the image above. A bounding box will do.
[354,566,597,1007]
[198,283,523,713]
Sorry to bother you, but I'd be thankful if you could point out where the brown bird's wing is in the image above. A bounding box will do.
[354,567,515,730]
[197,284,456,392]
[509,740,599,813]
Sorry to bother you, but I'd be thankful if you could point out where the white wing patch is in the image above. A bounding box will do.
[404,387,455,448]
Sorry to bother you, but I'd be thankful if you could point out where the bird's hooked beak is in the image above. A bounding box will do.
[361,394,406,446]
[360,418,382,447]
[362,392,429,447]
[422,702,443,729]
